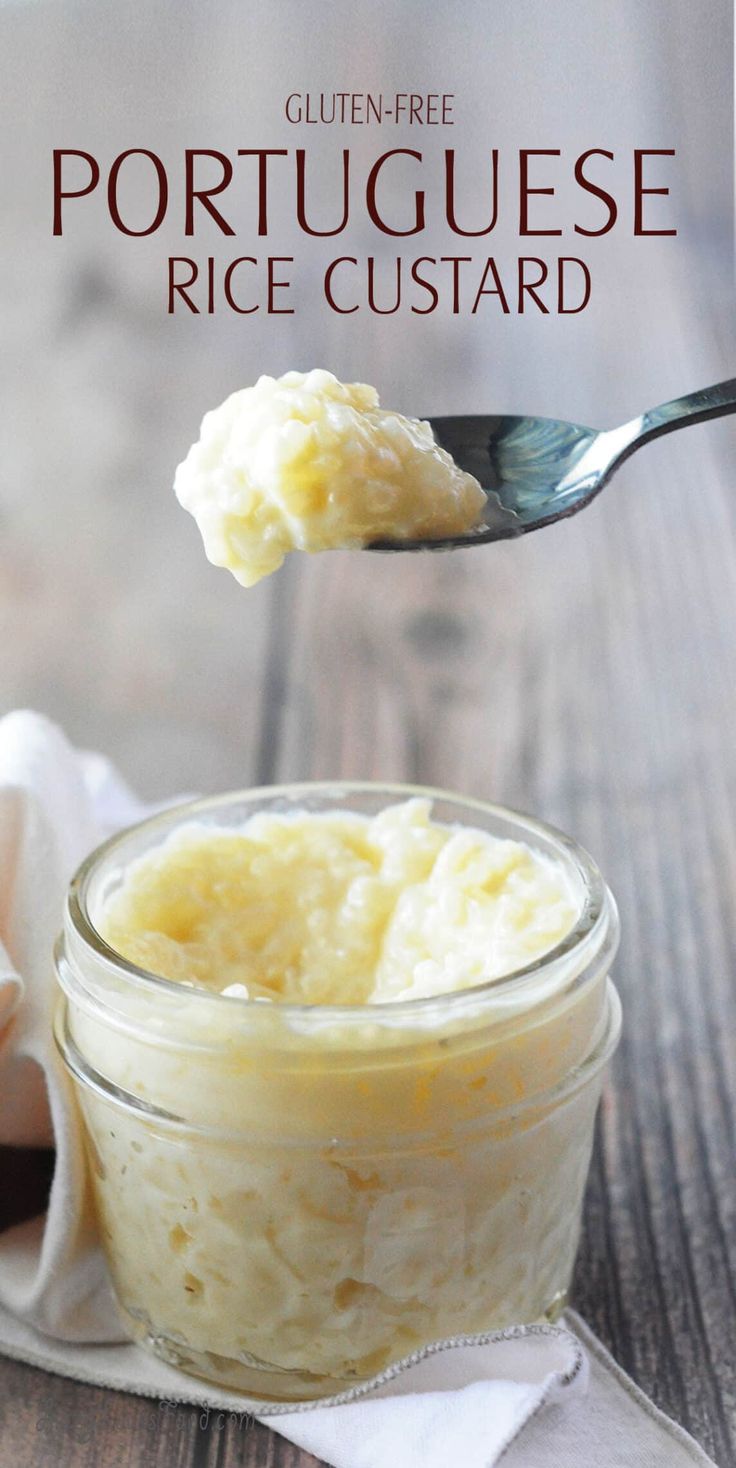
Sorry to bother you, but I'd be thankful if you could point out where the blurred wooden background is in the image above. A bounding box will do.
[0,1,734,1463]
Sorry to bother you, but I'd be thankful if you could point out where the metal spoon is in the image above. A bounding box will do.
[369,378,736,550]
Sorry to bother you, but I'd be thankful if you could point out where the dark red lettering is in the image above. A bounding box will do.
[518,257,550,312]
[223,258,258,313]
[185,151,235,236]
[634,149,676,235]
[168,257,199,313]
[519,150,562,236]
[237,151,288,236]
[267,257,294,313]
[324,257,359,313]
[53,150,100,235]
[446,150,499,236]
[367,256,401,314]
[108,150,168,236]
[439,256,472,314]
[366,150,425,236]
[471,257,509,313]
[410,257,439,313]
[296,149,349,235]
[558,257,591,313]
[574,150,617,236]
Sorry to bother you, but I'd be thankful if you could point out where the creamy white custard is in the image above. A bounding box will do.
[174,370,486,585]
[99,799,579,1005]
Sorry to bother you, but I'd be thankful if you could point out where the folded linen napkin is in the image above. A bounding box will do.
[0,710,718,1467]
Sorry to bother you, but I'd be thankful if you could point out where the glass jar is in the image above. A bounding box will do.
[55,783,620,1402]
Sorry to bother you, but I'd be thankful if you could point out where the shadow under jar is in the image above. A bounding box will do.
[54,783,621,1403]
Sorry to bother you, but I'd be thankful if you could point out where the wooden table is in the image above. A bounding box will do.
[1,1,735,1463]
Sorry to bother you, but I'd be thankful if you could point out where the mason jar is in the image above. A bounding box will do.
[54,783,621,1402]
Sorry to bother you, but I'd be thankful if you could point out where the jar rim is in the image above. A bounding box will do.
[66,780,618,1025]
[55,980,622,1146]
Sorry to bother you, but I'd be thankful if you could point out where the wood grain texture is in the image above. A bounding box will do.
[0,0,735,1464]
[0,1352,320,1468]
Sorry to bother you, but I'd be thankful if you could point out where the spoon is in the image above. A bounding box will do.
[369,378,736,550]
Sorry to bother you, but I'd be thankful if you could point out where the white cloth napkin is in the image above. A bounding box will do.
[0,710,718,1468]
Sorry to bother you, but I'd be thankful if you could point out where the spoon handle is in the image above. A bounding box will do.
[625,377,736,448]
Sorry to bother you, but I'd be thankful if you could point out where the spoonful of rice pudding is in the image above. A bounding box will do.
[175,370,736,579]
[174,369,487,585]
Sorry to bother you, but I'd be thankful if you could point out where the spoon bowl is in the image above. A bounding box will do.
[369,379,736,551]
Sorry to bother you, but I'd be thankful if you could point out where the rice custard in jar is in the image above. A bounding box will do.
[55,784,620,1402]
